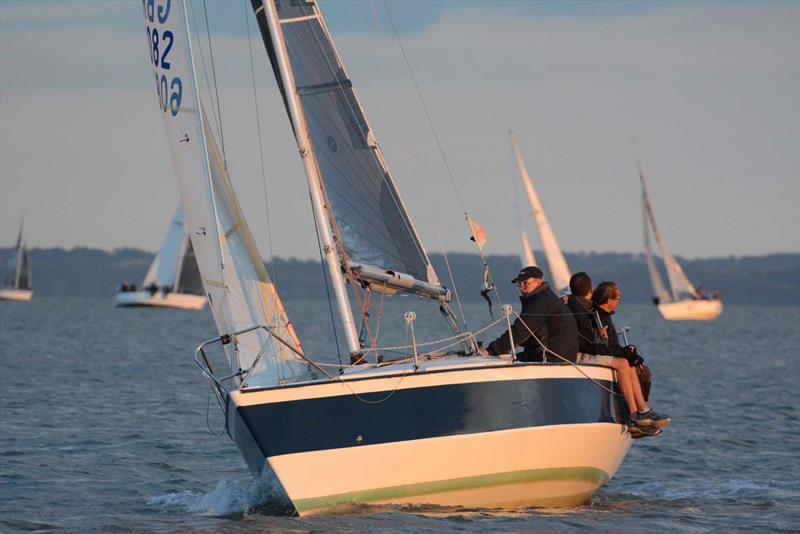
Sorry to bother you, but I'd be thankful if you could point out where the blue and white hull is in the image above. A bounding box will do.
[226,358,631,515]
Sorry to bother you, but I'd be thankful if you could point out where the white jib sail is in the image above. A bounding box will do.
[142,204,186,291]
[636,157,696,300]
[510,135,571,293]
[144,0,307,386]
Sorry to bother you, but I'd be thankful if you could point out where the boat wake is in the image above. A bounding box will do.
[147,472,293,518]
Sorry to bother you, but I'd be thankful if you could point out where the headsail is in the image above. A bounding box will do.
[176,240,203,295]
[144,0,307,386]
[142,205,186,291]
[510,135,571,293]
[636,156,696,300]
[250,0,442,290]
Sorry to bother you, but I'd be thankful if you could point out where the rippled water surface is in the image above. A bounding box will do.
[1,298,798,531]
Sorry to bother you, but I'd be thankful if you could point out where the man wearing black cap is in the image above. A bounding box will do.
[483,265,578,362]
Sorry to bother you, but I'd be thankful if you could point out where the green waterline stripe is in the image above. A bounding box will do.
[293,466,609,513]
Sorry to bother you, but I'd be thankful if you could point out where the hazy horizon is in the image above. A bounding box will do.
[1,1,798,261]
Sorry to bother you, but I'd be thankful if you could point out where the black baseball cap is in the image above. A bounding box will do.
[511,265,544,283]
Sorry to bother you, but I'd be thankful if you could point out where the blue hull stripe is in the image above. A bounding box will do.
[237,377,623,457]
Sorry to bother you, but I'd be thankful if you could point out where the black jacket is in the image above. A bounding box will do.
[567,295,627,358]
[487,282,578,362]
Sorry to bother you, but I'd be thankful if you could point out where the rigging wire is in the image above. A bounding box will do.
[201,0,228,168]
[243,0,277,284]
[187,2,223,154]
[380,0,505,312]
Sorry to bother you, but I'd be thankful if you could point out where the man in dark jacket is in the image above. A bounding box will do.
[483,266,578,362]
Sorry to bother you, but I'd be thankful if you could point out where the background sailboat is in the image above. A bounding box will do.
[637,150,722,321]
[115,205,206,310]
[144,0,631,515]
[0,219,33,302]
[510,133,571,293]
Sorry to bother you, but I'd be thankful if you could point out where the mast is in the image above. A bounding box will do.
[261,0,360,356]
[510,134,571,293]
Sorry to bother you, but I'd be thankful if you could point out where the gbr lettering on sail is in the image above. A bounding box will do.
[144,0,183,117]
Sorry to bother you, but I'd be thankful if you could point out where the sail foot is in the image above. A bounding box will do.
[349,263,450,301]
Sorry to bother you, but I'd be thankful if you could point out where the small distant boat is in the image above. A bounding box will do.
[636,151,722,321]
[0,220,33,302]
[115,205,206,310]
[510,133,571,293]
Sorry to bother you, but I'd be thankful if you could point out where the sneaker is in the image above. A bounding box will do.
[628,424,662,439]
[630,409,671,429]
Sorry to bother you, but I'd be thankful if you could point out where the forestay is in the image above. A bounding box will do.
[511,135,571,293]
[144,0,308,386]
[142,204,186,291]
[637,160,696,300]
[251,0,439,287]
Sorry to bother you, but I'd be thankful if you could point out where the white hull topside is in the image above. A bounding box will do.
[227,359,632,516]
[0,288,33,301]
[115,290,206,310]
[658,299,722,321]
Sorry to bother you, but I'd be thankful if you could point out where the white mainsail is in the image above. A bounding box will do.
[642,194,670,302]
[142,205,186,291]
[144,0,306,385]
[510,135,570,293]
[512,170,537,267]
[636,156,696,301]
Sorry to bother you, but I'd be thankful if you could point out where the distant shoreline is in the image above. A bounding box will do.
[2,247,798,305]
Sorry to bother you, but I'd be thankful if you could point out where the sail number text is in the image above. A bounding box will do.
[144,0,182,116]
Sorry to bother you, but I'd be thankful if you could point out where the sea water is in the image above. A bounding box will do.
[1,297,798,531]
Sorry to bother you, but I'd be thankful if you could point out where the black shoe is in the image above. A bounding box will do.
[628,423,662,439]
[630,409,671,428]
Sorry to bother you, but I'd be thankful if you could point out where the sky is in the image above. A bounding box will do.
[1,0,798,261]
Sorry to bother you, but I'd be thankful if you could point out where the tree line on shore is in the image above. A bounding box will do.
[1,247,797,305]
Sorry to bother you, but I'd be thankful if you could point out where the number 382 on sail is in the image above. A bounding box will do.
[143,0,634,516]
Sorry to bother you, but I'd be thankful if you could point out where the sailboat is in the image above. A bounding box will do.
[637,151,722,321]
[510,133,571,293]
[115,205,206,310]
[144,0,632,515]
[0,220,33,302]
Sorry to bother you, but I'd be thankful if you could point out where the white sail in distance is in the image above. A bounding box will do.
[143,0,307,386]
[511,168,537,267]
[11,221,31,290]
[510,135,571,293]
[642,194,670,302]
[142,204,187,291]
[636,155,696,300]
